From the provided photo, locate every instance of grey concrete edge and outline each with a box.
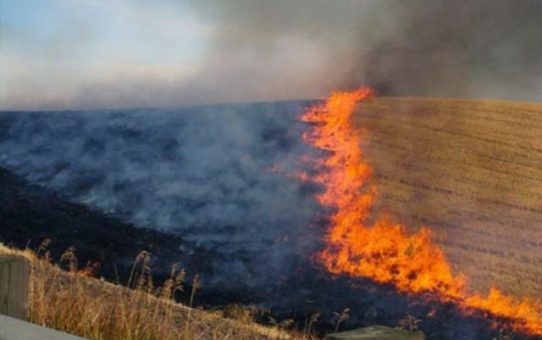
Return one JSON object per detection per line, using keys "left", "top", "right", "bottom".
{"left": 0, "top": 314, "right": 87, "bottom": 340}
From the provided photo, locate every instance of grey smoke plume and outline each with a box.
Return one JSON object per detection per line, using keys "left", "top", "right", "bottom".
{"left": 193, "top": 0, "right": 542, "bottom": 102}
{"left": 2, "top": 0, "right": 540, "bottom": 110}
{"left": 0, "top": 102, "right": 322, "bottom": 284}
{"left": 356, "top": 0, "right": 542, "bottom": 99}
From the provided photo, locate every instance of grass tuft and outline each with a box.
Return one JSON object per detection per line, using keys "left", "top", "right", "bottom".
{"left": 0, "top": 242, "right": 306, "bottom": 340}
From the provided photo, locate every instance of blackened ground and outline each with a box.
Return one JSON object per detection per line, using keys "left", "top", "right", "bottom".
{"left": 200, "top": 265, "right": 538, "bottom": 340}
{"left": 0, "top": 104, "right": 321, "bottom": 289}
{"left": 0, "top": 167, "right": 190, "bottom": 280}
{"left": 0, "top": 167, "right": 536, "bottom": 340}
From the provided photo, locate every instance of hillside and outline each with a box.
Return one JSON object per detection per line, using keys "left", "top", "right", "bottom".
{"left": 0, "top": 167, "right": 189, "bottom": 282}
{"left": 0, "top": 244, "right": 294, "bottom": 340}
{"left": 1, "top": 97, "right": 540, "bottom": 339}
{"left": 356, "top": 97, "right": 542, "bottom": 299}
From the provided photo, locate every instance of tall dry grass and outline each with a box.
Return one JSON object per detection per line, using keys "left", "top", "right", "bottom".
{"left": 0, "top": 242, "right": 303, "bottom": 340}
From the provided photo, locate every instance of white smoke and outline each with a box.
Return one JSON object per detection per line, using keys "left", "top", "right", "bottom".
{"left": 0, "top": 102, "right": 322, "bottom": 284}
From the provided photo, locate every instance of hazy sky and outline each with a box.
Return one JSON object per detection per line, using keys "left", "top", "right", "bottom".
{"left": 1, "top": 0, "right": 541, "bottom": 109}
{"left": 0, "top": 0, "right": 211, "bottom": 109}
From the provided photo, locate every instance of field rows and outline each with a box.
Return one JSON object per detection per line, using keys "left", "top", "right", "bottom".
{"left": 355, "top": 97, "right": 542, "bottom": 299}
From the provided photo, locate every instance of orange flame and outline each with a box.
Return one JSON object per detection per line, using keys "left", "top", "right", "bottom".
{"left": 301, "top": 88, "right": 542, "bottom": 335}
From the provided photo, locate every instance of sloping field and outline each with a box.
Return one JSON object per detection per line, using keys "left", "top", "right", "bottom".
{"left": 355, "top": 97, "right": 542, "bottom": 299}
{"left": 0, "top": 244, "right": 292, "bottom": 340}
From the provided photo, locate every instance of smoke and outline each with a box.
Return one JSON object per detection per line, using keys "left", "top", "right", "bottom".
{"left": 357, "top": 0, "right": 542, "bottom": 99}
{"left": 192, "top": 0, "right": 542, "bottom": 102}
{"left": 2, "top": 0, "right": 540, "bottom": 110}
{"left": 0, "top": 102, "right": 322, "bottom": 285}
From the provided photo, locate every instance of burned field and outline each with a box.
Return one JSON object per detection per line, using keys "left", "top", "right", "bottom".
{"left": 0, "top": 96, "right": 541, "bottom": 339}
{"left": 1, "top": 170, "right": 537, "bottom": 339}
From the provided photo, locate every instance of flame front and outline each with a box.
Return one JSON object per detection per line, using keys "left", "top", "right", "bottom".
{"left": 300, "top": 88, "right": 542, "bottom": 335}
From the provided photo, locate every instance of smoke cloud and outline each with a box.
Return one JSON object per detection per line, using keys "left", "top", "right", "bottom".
{"left": 1, "top": 0, "right": 540, "bottom": 110}
{"left": 0, "top": 102, "right": 322, "bottom": 285}
{"left": 192, "top": 0, "right": 542, "bottom": 102}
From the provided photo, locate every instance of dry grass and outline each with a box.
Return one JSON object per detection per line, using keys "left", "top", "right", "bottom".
{"left": 0, "top": 243, "right": 306, "bottom": 340}
{"left": 356, "top": 97, "right": 542, "bottom": 299}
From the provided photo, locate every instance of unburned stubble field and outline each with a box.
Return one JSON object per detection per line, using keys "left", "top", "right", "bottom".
{"left": 355, "top": 97, "right": 542, "bottom": 299}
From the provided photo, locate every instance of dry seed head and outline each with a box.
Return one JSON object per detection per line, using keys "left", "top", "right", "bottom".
{"left": 60, "top": 246, "right": 78, "bottom": 273}
{"left": 37, "top": 238, "right": 52, "bottom": 257}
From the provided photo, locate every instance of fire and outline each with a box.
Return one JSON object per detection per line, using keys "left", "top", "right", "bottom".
{"left": 300, "top": 88, "right": 542, "bottom": 335}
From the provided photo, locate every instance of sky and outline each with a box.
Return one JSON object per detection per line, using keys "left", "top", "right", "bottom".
{"left": 1, "top": 0, "right": 541, "bottom": 110}
{"left": 0, "top": 0, "right": 210, "bottom": 109}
